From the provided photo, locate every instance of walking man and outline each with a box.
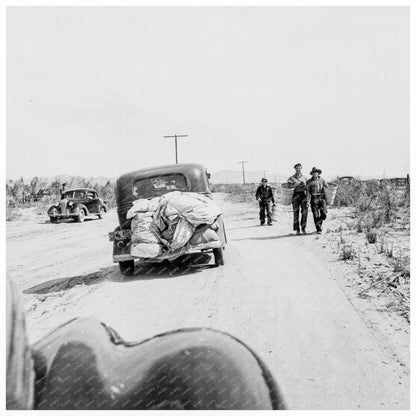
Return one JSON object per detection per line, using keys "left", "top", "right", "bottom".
{"left": 287, "top": 163, "right": 308, "bottom": 235}
{"left": 306, "top": 167, "right": 328, "bottom": 234}
{"left": 255, "top": 178, "right": 275, "bottom": 226}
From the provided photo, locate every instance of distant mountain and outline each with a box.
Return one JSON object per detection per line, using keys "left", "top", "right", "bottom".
{"left": 211, "top": 170, "right": 287, "bottom": 184}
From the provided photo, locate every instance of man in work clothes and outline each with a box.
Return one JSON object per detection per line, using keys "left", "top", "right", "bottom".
{"left": 255, "top": 178, "right": 275, "bottom": 226}
{"left": 306, "top": 167, "right": 328, "bottom": 234}
{"left": 287, "top": 163, "right": 308, "bottom": 235}
{"left": 60, "top": 183, "right": 67, "bottom": 200}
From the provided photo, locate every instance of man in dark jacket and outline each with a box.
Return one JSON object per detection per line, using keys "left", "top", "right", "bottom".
{"left": 255, "top": 178, "right": 275, "bottom": 226}
{"left": 287, "top": 163, "right": 308, "bottom": 235}
{"left": 306, "top": 167, "right": 328, "bottom": 234}
{"left": 60, "top": 183, "right": 67, "bottom": 200}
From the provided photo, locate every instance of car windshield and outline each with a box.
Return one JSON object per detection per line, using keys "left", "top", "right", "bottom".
{"left": 133, "top": 174, "right": 187, "bottom": 199}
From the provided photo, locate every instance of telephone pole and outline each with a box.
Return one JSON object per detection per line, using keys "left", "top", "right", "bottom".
{"left": 163, "top": 134, "right": 189, "bottom": 164}
{"left": 237, "top": 161, "right": 248, "bottom": 184}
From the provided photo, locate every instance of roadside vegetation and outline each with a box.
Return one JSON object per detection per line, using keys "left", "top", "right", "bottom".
{"left": 6, "top": 176, "right": 115, "bottom": 221}
{"left": 329, "top": 178, "right": 410, "bottom": 322}
{"left": 212, "top": 177, "right": 410, "bottom": 322}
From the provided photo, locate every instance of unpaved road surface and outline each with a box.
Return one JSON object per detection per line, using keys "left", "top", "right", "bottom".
{"left": 6, "top": 194, "right": 410, "bottom": 410}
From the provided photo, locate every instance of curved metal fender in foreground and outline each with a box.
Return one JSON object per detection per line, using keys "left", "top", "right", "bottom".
{"left": 32, "top": 317, "right": 286, "bottom": 410}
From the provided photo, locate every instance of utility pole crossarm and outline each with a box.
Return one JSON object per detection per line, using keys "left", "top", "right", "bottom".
{"left": 163, "top": 134, "right": 189, "bottom": 164}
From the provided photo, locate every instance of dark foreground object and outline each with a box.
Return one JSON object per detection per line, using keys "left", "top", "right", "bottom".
{"left": 31, "top": 318, "right": 285, "bottom": 410}
{"left": 7, "top": 275, "right": 286, "bottom": 411}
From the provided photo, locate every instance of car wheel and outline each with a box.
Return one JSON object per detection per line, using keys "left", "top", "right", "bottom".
{"left": 119, "top": 260, "right": 134, "bottom": 276}
{"left": 98, "top": 207, "right": 106, "bottom": 219}
{"left": 213, "top": 248, "right": 224, "bottom": 267}
{"left": 76, "top": 209, "right": 85, "bottom": 223}
{"left": 50, "top": 217, "right": 58, "bottom": 224}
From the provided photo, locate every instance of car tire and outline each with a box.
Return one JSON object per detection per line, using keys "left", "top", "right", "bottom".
{"left": 213, "top": 248, "right": 224, "bottom": 267}
{"left": 50, "top": 217, "right": 58, "bottom": 224}
{"left": 119, "top": 260, "right": 134, "bottom": 276}
{"left": 76, "top": 209, "right": 85, "bottom": 223}
{"left": 98, "top": 207, "right": 106, "bottom": 219}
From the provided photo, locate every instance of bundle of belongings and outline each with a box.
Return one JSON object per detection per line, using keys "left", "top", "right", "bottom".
{"left": 126, "top": 191, "right": 222, "bottom": 259}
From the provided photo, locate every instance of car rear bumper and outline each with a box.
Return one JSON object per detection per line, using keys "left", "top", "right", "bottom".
{"left": 113, "top": 240, "right": 224, "bottom": 263}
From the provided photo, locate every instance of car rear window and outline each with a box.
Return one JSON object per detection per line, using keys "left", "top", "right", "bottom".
{"left": 133, "top": 174, "right": 188, "bottom": 199}
{"left": 74, "top": 190, "right": 86, "bottom": 199}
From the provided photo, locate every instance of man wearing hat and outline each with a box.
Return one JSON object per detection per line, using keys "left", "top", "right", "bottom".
{"left": 287, "top": 163, "right": 308, "bottom": 235}
{"left": 306, "top": 167, "right": 328, "bottom": 234}
{"left": 255, "top": 178, "right": 275, "bottom": 226}
{"left": 60, "top": 183, "right": 67, "bottom": 200}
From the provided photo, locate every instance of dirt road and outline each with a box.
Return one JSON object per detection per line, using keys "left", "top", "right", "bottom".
{"left": 6, "top": 194, "right": 410, "bottom": 410}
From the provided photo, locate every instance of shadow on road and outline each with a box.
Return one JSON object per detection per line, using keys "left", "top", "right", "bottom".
{"left": 23, "top": 269, "right": 111, "bottom": 294}
{"left": 231, "top": 233, "right": 315, "bottom": 241}
{"left": 226, "top": 224, "right": 263, "bottom": 230}
{"left": 23, "top": 253, "right": 214, "bottom": 295}
{"left": 41, "top": 218, "right": 97, "bottom": 225}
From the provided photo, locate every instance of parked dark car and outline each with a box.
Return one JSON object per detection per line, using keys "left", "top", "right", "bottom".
{"left": 109, "top": 163, "right": 227, "bottom": 275}
{"left": 47, "top": 188, "right": 108, "bottom": 223}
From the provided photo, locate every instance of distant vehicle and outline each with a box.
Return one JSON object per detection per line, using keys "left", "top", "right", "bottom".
{"left": 47, "top": 188, "right": 108, "bottom": 223}
{"left": 338, "top": 176, "right": 355, "bottom": 184}
{"left": 109, "top": 163, "right": 227, "bottom": 276}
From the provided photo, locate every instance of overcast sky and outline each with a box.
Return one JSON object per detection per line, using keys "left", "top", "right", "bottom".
{"left": 6, "top": 6, "right": 410, "bottom": 180}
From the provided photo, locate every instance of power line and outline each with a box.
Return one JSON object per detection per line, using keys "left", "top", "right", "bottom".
{"left": 163, "top": 134, "right": 189, "bottom": 164}
{"left": 237, "top": 161, "right": 248, "bottom": 184}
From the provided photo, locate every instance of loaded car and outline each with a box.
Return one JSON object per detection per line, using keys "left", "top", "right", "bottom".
{"left": 109, "top": 163, "right": 227, "bottom": 276}
{"left": 47, "top": 188, "right": 108, "bottom": 223}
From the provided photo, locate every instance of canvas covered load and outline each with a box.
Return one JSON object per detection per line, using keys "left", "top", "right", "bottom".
{"left": 128, "top": 191, "right": 221, "bottom": 259}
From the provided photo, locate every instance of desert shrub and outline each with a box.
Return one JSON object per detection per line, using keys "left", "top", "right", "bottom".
{"left": 333, "top": 180, "right": 363, "bottom": 207}
{"left": 366, "top": 229, "right": 378, "bottom": 244}
{"left": 378, "top": 236, "right": 386, "bottom": 254}
{"left": 386, "top": 244, "right": 394, "bottom": 258}
{"left": 393, "top": 256, "right": 410, "bottom": 280}
{"left": 340, "top": 244, "right": 356, "bottom": 260}
{"left": 334, "top": 178, "right": 402, "bottom": 229}
{"left": 6, "top": 206, "right": 22, "bottom": 221}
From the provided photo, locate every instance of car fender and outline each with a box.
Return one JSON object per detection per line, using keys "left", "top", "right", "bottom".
{"left": 47, "top": 205, "right": 59, "bottom": 215}
{"left": 215, "top": 215, "right": 227, "bottom": 246}
{"left": 100, "top": 202, "right": 108, "bottom": 212}
{"left": 73, "top": 203, "right": 89, "bottom": 216}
